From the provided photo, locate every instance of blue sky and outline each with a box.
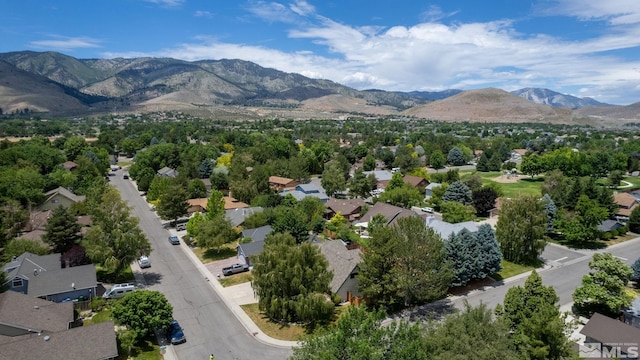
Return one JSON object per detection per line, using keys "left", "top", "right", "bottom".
{"left": 2, "top": 0, "right": 640, "bottom": 105}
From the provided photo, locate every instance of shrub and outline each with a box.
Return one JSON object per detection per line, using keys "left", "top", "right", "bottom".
{"left": 90, "top": 297, "right": 107, "bottom": 312}
{"left": 600, "top": 232, "right": 612, "bottom": 241}
{"left": 331, "top": 294, "right": 341, "bottom": 305}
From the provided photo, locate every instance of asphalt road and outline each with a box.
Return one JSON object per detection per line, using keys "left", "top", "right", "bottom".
{"left": 110, "top": 173, "right": 292, "bottom": 360}
{"left": 452, "top": 237, "right": 640, "bottom": 311}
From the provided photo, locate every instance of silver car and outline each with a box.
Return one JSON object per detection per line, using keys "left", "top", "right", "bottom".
{"left": 138, "top": 256, "right": 151, "bottom": 268}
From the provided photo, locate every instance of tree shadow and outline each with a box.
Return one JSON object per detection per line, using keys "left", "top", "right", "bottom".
{"left": 141, "top": 271, "right": 163, "bottom": 286}
{"left": 387, "top": 298, "right": 457, "bottom": 323}
{"left": 201, "top": 247, "right": 237, "bottom": 261}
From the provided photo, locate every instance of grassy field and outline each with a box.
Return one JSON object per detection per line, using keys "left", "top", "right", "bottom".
{"left": 472, "top": 171, "right": 544, "bottom": 198}
{"left": 240, "top": 303, "right": 351, "bottom": 341}
{"left": 622, "top": 176, "right": 640, "bottom": 189}
{"left": 219, "top": 272, "right": 253, "bottom": 287}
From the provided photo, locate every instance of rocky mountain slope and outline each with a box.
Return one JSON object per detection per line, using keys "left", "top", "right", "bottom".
{"left": 511, "top": 88, "right": 609, "bottom": 108}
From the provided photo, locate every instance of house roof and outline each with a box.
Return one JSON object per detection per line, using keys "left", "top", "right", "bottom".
{"left": 617, "top": 203, "right": 638, "bottom": 217}
{"left": 597, "top": 220, "right": 624, "bottom": 232}
{"left": 42, "top": 187, "right": 85, "bottom": 204}
{"left": 0, "top": 321, "right": 119, "bottom": 360}
{"left": 363, "top": 170, "right": 393, "bottom": 182}
{"left": 27, "top": 264, "right": 97, "bottom": 298}
{"left": 358, "top": 202, "right": 416, "bottom": 226}
{"left": 280, "top": 189, "right": 329, "bottom": 202}
{"left": 157, "top": 166, "right": 178, "bottom": 177}
{"left": 23, "top": 210, "right": 52, "bottom": 232}
{"left": 241, "top": 225, "right": 272, "bottom": 243}
{"left": 580, "top": 312, "right": 640, "bottom": 354}
{"left": 512, "top": 148, "right": 528, "bottom": 156}
{"left": 187, "top": 198, "right": 208, "bottom": 210}
{"left": 238, "top": 240, "right": 266, "bottom": 258}
{"left": 225, "top": 207, "right": 263, "bottom": 227}
{"left": 614, "top": 192, "right": 638, "bottom": 208}
{"left": 317, "top": 240, "right": 362, "bottom": 294}
{"left": 403, "top": 175, "right": 428, "bottom": 188}
{"left": 61, "top": 161, "right": 77, "bottom": 170}
{"left": 425, "top": 182, "right": 441, "bottom": 190}
{"left": 224, "top": 196, "right": 248, "bottom": 210}
{"left": 426, "top": 217, "right": 478, "bottom": 238}
{"left": 268, "top": 176, "right": 296, "bottom": 185}
{"left": 3, "top": 253, "right": 61, "bottom": 281}
{"left": 0, "top": 291, "right": 73, "bottom": 338}
{"left": 326, "top": 198, "right": 365, "bottom": 216}
{"left": 296, "top": 183, "right": 323, "bottom": 193}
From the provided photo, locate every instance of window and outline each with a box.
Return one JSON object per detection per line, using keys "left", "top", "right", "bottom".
{"left": 12, "top": 278, "right": 23, "bottom": 287}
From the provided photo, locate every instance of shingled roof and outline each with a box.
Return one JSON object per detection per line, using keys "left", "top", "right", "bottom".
{"left": 317, "top": 240, "right": 362, "bottom": 294}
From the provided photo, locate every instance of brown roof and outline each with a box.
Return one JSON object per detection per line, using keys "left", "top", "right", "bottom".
{"left": 580, "top": 312, "right": 640, "bottom": 355}
{"left": 326, "top": 198, "right": 366, "bottom": 216}
{"left": 23, "top": 210, "right": 52, "bottom": 232}
{"left": 403, "top": 175, "right": 428, "bottom": 188}
{"left": 76, "top": 215, "right": 92, "bottom": 227}
{"left": 224, "top": 196, "right": 248, "bottom": 210}
{"left": 188, "top": 198, "right": 208, "bottom": 210}
{"left": 268, "top": 176, "right": 296, "bottom": 185}
{"left": 614, "top": 192, "right": 638, "bottom": 208}
{"left": 61, "top": 161, "right": 77, "bottom": 170}
{"left": 617, "top": 204, "right": 638, "bottom": 217}
{"left": 359, "top": 202, "right": 417, "bottom": 226}
{"left": 512, "top": 148, "right": 528, "bottom": 156}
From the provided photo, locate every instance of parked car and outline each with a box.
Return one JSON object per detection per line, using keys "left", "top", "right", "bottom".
{"left": 123, "top": 173, "right": 129, "bottom": 179}
{"left": 222, "top": 263, "right": 250, "bottom": 276}
{"left": 421, "top": 207, "right": 434, "bottom": 213}
{"left": 138, "top": 256, "right": 151, "bottom": 268}
{"left": 102, "top": 283, "right": 136, "bottom": 299}
{"left": 168, "top": 235, "right": 180, "bottom": 245}
{"left": 167, "top": 320, "right": 186, "bottom": 345}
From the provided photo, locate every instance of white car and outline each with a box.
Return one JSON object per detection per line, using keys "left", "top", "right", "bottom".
{"left": 421, "top": 207, "right": 434, "bottom": 213}
{"left": 138, "top": 256, "right": 151, "bottom": 268}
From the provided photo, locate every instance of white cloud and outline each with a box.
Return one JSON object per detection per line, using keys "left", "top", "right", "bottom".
{"left": 543, "top": 0, "right": 640, "bottom": 25}
{"left": 194, "top": 11, "right": 213, "bottom": 18}
{"left": 143, "top": 0, "right": 184, "bottom": 7}
{"left": 30, "top": 36, "right": 101, "bottom": 50}
{"left": 289, "top": 0, "right": 315, "bottom": 16}
{"left": 246, "top": 1, "right": 302, "bottom": 24}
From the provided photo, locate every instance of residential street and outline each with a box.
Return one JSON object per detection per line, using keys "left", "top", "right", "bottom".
{"left": 110, "top": 173, "right": 292, "bottom": 360}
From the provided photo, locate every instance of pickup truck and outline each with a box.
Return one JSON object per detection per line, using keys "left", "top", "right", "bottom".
{"left": 222, "top": 263, "right": 249, "bottom": 276}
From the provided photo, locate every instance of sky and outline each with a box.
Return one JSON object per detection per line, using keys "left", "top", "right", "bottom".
{"left": 2, "top": 1, "right": 640, "bottom": 105}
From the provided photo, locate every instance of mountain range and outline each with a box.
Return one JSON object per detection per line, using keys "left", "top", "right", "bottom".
{"left": 0, "top": 51, "right": 638, "bottom": 126}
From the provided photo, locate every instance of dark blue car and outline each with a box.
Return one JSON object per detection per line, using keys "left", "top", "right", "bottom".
{"left": 168, "top": 235, "right": 180, "bottom": 245}
{"left": 168, "top": 320, "right": 186, "bottom": 345}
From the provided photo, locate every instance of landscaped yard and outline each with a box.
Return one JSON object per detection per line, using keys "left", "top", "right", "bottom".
{"left": 240, "top": 303, "right": 351, "bottom": 341}
{"left": 219, "top": 271, "right": 253, "bottom": 287}
{"left": 474, "top": 171, "right": 545, "bottom": 198}
{"left": 191, "top": 243, "right": 238, "bottom": 263}
{"left": 491, "top": 260, "right": 536, "bottom": 281}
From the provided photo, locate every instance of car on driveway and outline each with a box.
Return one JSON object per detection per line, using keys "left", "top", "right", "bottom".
{"left": 167, "top": 320, "right": 186, "bottom": 345}
{"left": 138, "top": 256, "right": 151, "bottom": 268}
{"left": 168, "top": 235, "right": 180, "bottom": 245}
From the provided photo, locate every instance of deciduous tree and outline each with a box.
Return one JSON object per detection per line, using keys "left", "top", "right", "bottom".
{"left": 495, "top": 195, "right": 547, "bottom": 265}
{"left": 321, "top": 160, "right": 346, "bottom": 197}
{"left": 429, "top": 150, "right": 445, "bottom": 170}
{"left": 156, "top": 185, "right": 189, "bottom": 225}
{"left": 111, "top": 290, "right": 173, "bottom": 341}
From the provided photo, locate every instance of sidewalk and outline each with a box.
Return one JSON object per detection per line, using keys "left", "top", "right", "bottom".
{"left": 176, "top": 236, "right": 298, "bottom": 349}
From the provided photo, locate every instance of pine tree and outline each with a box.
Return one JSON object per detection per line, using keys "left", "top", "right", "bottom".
{"left": 43, "top": 206, "right": 81, "bottom": 253}
{"left": 475, "top": 224, "right": 502, "bottom": 278}
{"left": 476, "top": 153, "right": 490, "bottom": 172}
{"left": 632, "top": 257, "right": 640, "bottom": 282}
{"left": 445, "top": 229, "right": 476, "bottom": 287}
{"left": 442, "top": 180, "right": 472, "bottom": 204}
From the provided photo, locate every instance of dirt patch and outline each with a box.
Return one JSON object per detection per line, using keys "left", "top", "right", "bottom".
{"left": 492, "top": 174, "right": 520, "bottom": 183}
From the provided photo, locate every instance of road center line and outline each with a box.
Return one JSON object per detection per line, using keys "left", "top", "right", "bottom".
{"left": 554, "top": 257, "right": 568, "bottom": 262}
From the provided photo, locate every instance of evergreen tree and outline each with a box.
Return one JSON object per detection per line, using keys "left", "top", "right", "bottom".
{"left": 447, "top": 147, "right": 466, "bottom": 166}
{"left": 472, "top": 186, "right": 498, "bottom": 217}
{"left": 442, "top": 180, "right": 472, "bottom": 204}
{"left": 348, "top": 168, "right": 373, "bottom": 198}
{"left": 542, "top": 194, "right": 557, "bottom": 233}
{"left": 488, "top": 153, "right": 503, "bottom": 171}
{"left": 632, "top": 257, "right": 640, "bottom": 282}
{"left": 445, "top": 229, "right": 476, "bottom": 287}
{"left": 476, "top": 153, "right": 490, "bottom": 172}
{"left": 43, "top": 206, "right": 81, "bottom": 253}
{"left": 629, "top": 206, "right": 640, "bottom": 234}
{"left": 476, "top": 224, "right": 503, "bottom": 278}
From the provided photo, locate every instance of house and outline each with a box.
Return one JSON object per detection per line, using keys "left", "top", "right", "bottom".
{"left": 403, "top": 175, "right": 429, "bottom": 189}
{"left": 187, "top": 198, "right": 208, "bottom": 213}
{"left": 510, "top": 149, "right": 528, "bottom": 161}
{"left": 224, "top": 196, "right": 249, "bottom": 210}
{"left": 597, "top": 220, "right": 624, "bottom": 233}
{"left": 325, "top": 198, "right": 366, "bottom": 221}
{"left": 157, "top": 166, "right": 178, "bottom": 178}
{"left": 580, "top": 312, "right": 640, "bottom": 359}
{"left": 61, "top": 161, "right": 77, "bottom": 171}
{"left": 225, "top": 207, "right": 263, "bottom": 227}
{"left": 237, "top": 225, "right": 272, "bottom": 266}
{"left": 357, "top": 202, "right": 417, "bottom": 227}
{"left": 37, "top": 187, "right": 86, "bottom": 211}
{"left": 2, "top": 252, "right": 98, "bottom": 303}
{"left": 317, "top": 240, "right": 362, "bottom": 303}
{"left": 425, "top": 182, "right": 441, "bottom": 200}
{"left": 0, "top": 292, "right": 119, "bottom": 360}
{"left": 363, "top": 170, "right": 393, "bottom": 189}
{"left": 280, "top": 184, "right": 329, "bottom": 203}
{"left": 268, "top": 176, "right": 298, "bottom": 191}
{"left": 426, "top": 216, "right": 478, "bottom": 239}
{"left": 614, "top": 192, "right": 639, "bottom": 219}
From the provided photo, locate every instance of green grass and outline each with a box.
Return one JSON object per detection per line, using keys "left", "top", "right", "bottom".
{"left": 492, "top": 260, "right": 536, "bottom": 281}
{"left": 621, "top": 176, "right": 640, "bottom": 189}
{"left": 240, "top": 303, "right": 351, "bottom": 341}
{"left": 96, "top": 266, "right": 135, "bottom": 284}
{"left": 219, "top": 272, "right": 253, "bottom": 287}
{"left": 118, "top": 336, "right": 162, "bottom": 360}
{"left": 192, "top": 243, "right": 238, "bottom": 263}
{"left": 472, "top": 171, "right": 544, "bottom": 198}
{"left": 83, "top": 308, "right": 113, "bottom": 325}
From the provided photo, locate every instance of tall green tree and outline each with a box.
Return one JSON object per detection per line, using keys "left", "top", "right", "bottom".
{"left": 321, "top": 160, "right": 346, "bottom": 197}
{"left": 196, "top": 215, "right": 237, "bottom": 250}
{"left": 442, "top": 180, "right": 472, "bottom": 204}
{"left": 628, "top": 205, "right": 640, "bottom": 233}
{"left": 252, "top": 233, "right": 334, "bottom": 325}
{"left": 272, "top": 207, "right": 309, "bottom": 243}
{"left": 447, "top": 146, "right": 466, "bottom": 166}
{"left": 429, "top": 150, "right": 445, "bottom": 170}
{"left": 445, "top": 229, "right": 477, "bottom": 287}
{"left": 206, "top": 189, "right": 225, "bottom": 220}
{"left": 475, "top": 224, "right": 503, "bottom": 278}
{"left": 573, "top": 252, "right": 633, "bottom": 317}
{"left": 111, "top": 290, "right": 173, "bottom": 341}
{"left": 1, "top": 238, "right": 50, "bottom": 263}
{"left": 0, "top": 199, "right": 29, "bottom": 247}
{"left": 496, "top": 195, "right": 547, "bottom": 265}
{"left": 496, "top": 270, "right": 576, "bottom": 360}
{"left": 187, "top": 178, "right": 207, "bottom": 199}
{"left": 348, "top": 168, "right": 373, "bottom": 198}
{"left": 441, "top": 201, "right": 476, "bottom": 223}
{"left": 156, "top": 185, "right": 189, "bottom": 224}
{"left": 43, "top": 206, "right": 82, "bottom": 254}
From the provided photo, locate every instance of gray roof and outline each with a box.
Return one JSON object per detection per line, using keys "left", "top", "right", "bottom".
{"left": 43, "top": 187, "right": 86, "bottom": 203}
{"left": 426, "top": 218, "right": 478, "bottom": 238}
{"left": 27, "top": 264, "right": 97, "bottom": 298}
{"left": 280, "top": 189, "right": 329, "bottom": 202}
{"left": 426, "top": 182, "right": 441, "bottom": 190}
{"left": 157, "top": 166, "right": 178, "bottom": 177}
{"left": 296, "top": 183, "right": 323, "bottom": 194}
{"left": 580, "top": 312, "right": 640, "bottom": 355}
{"left": 238, "top": 240, "right": 266, "bottom": 258}
{"left": 363, "top": 170, "right": 393, "bottom": 181}
{"left": 241, "top": 225, "right": 272, "bottom": 243}
{"left": 3, "top": 253, "right": 61, "bottom": 281}
{"left": 0, "top": 321, "right": 119, "bottom": 360}
{"left": 225, "top": 207, "right": 263, "bottom": 227}
{"left": 0, "top": 291, "right": 73, "bottom": 337}
{"left": 317, "top": 240, "right": 362, "bottom": 294}
{"left": 597, "top": 220, "right": 624, "bottom": 232}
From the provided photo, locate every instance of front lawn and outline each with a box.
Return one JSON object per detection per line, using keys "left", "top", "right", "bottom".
{"left": 96, "top": 266, "right": 135, "bottom": 284}
{"left": 492, "top": 260, "right": 536, "bottom": 281}
{"left": 219, "top": 272, "right": 253, "bottom": 287}
{"left": 191, "top": 243, "right": 238, "bottom": 263}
